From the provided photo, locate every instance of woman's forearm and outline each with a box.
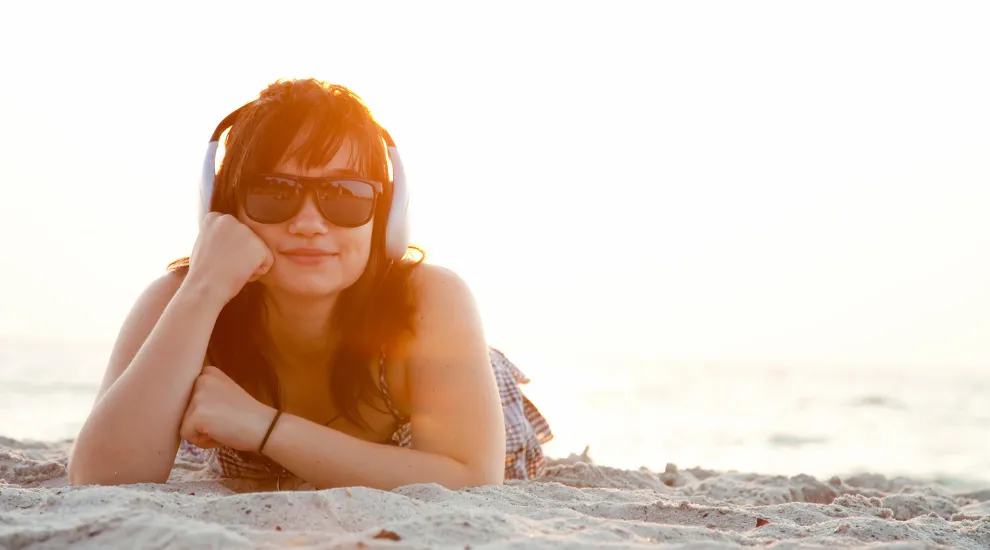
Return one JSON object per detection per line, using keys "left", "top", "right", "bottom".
{"left": 261, "top": 412, "right": 494, "bottom": 491}
{"left": 68, "top": 282, "right": 225, "bottom": 486}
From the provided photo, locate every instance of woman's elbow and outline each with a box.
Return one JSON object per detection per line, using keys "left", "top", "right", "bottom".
{"left": 475, "top": 471, "right": 505, "bottom": 488}
{"left": 66, "top": 452, "right": 167, "bottom": 487}
{"left": 67, "top": 467, "right": 101, "bottom": 487}
{"left": 66, "top": 442, "right": 95, "bottom": 486}
{"left": 456, "top": 462, "right": 504, "bottom": 489}
{"left": 67, "top": 468, "right": 168, "bottom": 487}
{"left": 66, "top": 457, "right": 104, "bottom": 487}
{"left": 66, "top": 453, "right": 111, "bottom": 487}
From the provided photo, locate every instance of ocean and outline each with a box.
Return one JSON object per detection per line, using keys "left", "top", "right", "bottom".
{"left": 2, "top": 337, "right": 987, "bottom": 490}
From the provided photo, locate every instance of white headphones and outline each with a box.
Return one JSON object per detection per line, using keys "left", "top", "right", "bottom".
{"left": 198, "top": 103, "right": 411, "bottom": 261}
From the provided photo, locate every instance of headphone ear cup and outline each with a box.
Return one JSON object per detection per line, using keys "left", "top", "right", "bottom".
{"left": 199, "top": 142, "right": 220, "bottom": 223}
{"left": 385, "top": 145, "right": 410, "bottom": 261}
{"left": 199, "top": 103, "right": 251, "bottom": 226}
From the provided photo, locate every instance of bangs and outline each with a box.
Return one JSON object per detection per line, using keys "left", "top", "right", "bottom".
{"left": 245, "top": 103, "right": 388, "bottom": 182}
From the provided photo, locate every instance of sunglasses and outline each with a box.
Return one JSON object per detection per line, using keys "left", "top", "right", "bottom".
{"left": 238, "top": 173, "right": 383, "bottom": 226}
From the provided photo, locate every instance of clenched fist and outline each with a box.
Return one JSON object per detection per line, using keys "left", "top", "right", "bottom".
{"left": 180, "top": 366, "right": 276, "bottom": 452}
{"left": 185, "top": 213, "right": 274, "bottom": 306}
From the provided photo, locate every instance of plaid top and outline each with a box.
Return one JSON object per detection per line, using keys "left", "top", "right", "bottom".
{"left": 194, "top": 347, "right": 553, "bottom": 483}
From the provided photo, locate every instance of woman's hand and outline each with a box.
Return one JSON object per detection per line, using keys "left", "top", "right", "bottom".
{"left": 185, "top": 213, "right": 274, "bottom": 306}
{"left": 179, "top": 366, "right": 275, "bottom": 452}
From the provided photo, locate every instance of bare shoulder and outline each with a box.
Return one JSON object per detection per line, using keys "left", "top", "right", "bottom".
{"left": 403, "top": 262, "right": 487, "bottom": 361}
{"left": 407, "top": 263, "right": 480, "bottom": 326}
{"left": 408, "top": 262, "right": 472, "bottom": 293}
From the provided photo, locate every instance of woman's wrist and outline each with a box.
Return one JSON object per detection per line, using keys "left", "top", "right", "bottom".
{"left": 174, "top": 276, "right": 230, "bottom": 313}
{"left": 258, "top": 408, "right": 283, "bottom": 455}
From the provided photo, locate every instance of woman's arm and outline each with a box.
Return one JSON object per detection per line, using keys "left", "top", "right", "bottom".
{"left": 260, "top": 265, "right": 506, "bottom": 490}
{"left": 68, "top": 273, "right": 227, "bottom": 486}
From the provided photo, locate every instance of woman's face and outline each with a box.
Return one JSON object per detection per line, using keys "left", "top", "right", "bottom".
{"left": 238, "top": 137, "right": 375, "bottom": 298}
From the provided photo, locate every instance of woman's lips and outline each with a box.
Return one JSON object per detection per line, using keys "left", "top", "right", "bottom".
{"left": 280, "top": 249, "right": 338, "bottom": 266}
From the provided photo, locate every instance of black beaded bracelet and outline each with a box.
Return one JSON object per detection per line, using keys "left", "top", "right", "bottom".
{"left": 258, "top": 409, "right": 283, "bottom": 455}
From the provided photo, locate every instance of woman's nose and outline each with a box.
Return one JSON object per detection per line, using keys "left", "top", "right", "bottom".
{"left": 287, "top": 193, "right": 329, "bottom": 236}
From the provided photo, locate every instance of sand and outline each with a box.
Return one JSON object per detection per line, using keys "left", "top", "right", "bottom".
{"left": 1, "top": 437, "right": 988, "bottom": 549}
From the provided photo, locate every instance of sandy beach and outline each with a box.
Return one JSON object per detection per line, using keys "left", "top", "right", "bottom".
{"left": 2, "top": 436, "right": 988, "bottom": 549}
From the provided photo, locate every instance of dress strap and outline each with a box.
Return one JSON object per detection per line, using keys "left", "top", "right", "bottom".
{"left": 378, "top": 349, "right": 406, "bottom": 422}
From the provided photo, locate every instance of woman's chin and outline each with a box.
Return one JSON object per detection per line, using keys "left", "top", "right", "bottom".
{"left": 264, "top": 274, "right": 350, "bottom": 299}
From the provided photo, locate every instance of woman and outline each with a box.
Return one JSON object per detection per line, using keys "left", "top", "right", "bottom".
{"left": 67, "top": 78, "right": 552, "bottom": 491}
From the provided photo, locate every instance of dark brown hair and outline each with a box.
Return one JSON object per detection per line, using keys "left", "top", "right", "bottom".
{"left": 169, "top": 78, "right": 419, "bottom": 429}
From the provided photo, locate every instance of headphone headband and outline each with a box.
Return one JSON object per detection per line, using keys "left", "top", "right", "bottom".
{"left": 198, "top": 102, "right": 410, "bottom": 261}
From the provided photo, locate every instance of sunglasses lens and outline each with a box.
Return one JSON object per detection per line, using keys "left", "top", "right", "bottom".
{"left": 242, "top": 175, "right": 377, "bottom": 226}
{"left": 316, "top": 180, "right": 376, "bottom": 227}
{"left": 243, "top": 175, "right": 303, "bottom": 224}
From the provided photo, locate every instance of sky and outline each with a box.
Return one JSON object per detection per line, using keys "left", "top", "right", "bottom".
{"left": 1, "top": 1, "right": 989, "bottom": 375}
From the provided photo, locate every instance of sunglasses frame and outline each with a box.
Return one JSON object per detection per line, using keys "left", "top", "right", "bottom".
{"left": 238, "top": 172, "right": 384, "bottom": 227}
